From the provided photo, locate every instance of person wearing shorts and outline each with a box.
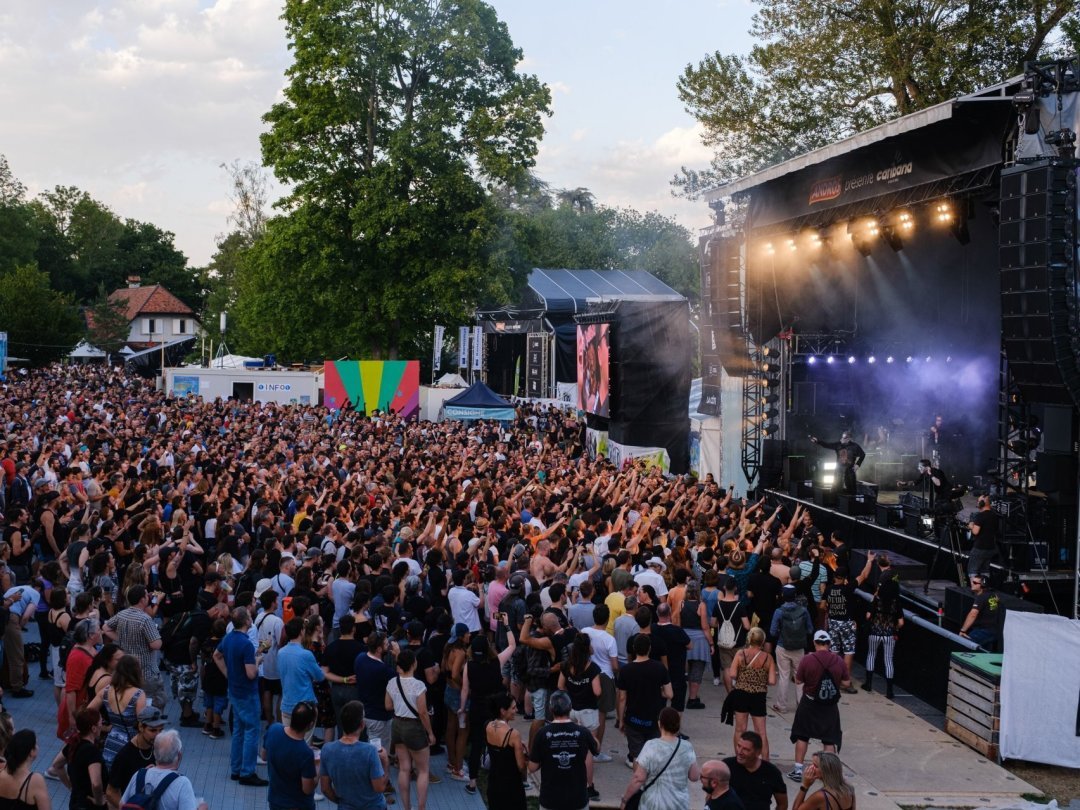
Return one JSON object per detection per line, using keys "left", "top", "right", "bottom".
{"left": 727, "top": 627, "right": 776, "bottom": 762}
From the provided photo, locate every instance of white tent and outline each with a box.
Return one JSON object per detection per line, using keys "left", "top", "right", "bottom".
{"left": 68, "top": 340, "right": 107, "bottom": 360}
{"left": 434, "top": 372, "right": 468, "bottom": 387}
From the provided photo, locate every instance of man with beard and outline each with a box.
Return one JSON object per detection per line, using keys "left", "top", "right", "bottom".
{"left": 724, "top": 731, "right": 787, "bottom": 810}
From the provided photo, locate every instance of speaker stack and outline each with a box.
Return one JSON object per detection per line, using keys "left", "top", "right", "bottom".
{"left": 525, "top": 332, "right": 549, "bottom": 399}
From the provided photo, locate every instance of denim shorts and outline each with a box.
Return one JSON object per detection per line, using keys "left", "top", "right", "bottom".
{"left": 530, "top": 688, "right": 549, "bottom": 719}
{"left": 204, "top": 694, "right": 228, "bottom": 715}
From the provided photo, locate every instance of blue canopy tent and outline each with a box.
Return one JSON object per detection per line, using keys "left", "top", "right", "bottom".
{"left": 441, "top": 381, "right": 516, "bottom": 422}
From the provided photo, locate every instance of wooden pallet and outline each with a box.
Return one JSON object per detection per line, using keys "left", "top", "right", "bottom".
{"left": 946, "top": 660, "right": 1000, "bottom": 760}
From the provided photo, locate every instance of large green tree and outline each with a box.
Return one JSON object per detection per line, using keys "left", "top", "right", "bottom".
{"left": 0, "top": 265, "right": 83, "bottom": 365}
{"left": 242, "top": 0, "right": 550, "bottom": 360}
{"left": 675, "top": 0, "right": 1080, "bottom": 194}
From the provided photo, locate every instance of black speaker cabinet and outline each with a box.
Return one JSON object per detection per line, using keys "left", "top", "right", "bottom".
{"left": 813, "top": 485, "right": 836, "bottom": 508}
{"left": 875, "top": 502, "right": 901, "bottom": 528}
{"left": 837, "top": 493, "right": 875, "bottom": 516}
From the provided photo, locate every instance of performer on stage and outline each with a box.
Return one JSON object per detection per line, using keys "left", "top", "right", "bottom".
{"left": 898, "top": 459, "right": 951, "bottom": 509}
{"left": 810, "top": 430, "right": 865, "bottom": 495}
{"left": 927, "top": 414, "right": 946, "bottom": 467}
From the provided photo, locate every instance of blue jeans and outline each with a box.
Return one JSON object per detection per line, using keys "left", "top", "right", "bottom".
{"left": 968, "top": 628, "right": 997, "bottom": 651}
{"left": 230, "top": 691, "right": 261, "bottom": 777}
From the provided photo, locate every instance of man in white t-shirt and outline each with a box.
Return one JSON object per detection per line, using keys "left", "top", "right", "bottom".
{"left": 254, "top": 585, "right": 285, "bottom": 723}
{"left": 448, "top": 569, "right": 481, "bottom": 632}
{"left": 581, "top": 603, "right": 618, "bottom": 763}
{"left": 633, "top": 557, "right": 669, "bottom": 600}
{"left": 270, "top": 555, "right": 296, "bottom": 617}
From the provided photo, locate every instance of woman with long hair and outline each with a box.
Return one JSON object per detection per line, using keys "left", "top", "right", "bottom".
{"left": 65, "top": 707, "right": 105, "bottom": 810}
{"left": 863, "top": 577, "right": 903, "bottom": 698}
{"left": 441, "top": 624, "right": 470, "bottom": 782}
{"left": 0, "top": 730, "right": 51, "bottom": 810}
{"left": 483, "top": 693, "right": 526, "bottom": 810}
{"left": 84, "top": 644, "right": 123, "bottom": 707}
{"left": 727, "top": 627, "right": 777, "bottom": 761}
{"left": 558, "top": 632, "right": 601, "bottom": 801}
{"left": 792, "top": 751, "right": 856, "bottom": 810}
{"left": 87, "top": 654, "right": 146, "bottom": 769}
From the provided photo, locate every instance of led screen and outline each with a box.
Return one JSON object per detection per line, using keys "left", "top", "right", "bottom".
{"left": 577, "top": 323, "right": 610, "bottom": 417}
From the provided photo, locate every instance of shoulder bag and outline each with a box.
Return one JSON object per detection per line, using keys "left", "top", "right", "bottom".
{"left": 624, "top": 737, "right": 681, "bottom": 810}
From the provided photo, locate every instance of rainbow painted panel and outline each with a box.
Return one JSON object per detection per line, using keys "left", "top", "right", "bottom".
{"left": 323, "top": 361, "right": 420, "bottom": 418}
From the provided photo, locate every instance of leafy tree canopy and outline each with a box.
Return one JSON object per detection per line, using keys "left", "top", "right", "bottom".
{"left": 675, "top": 0, "right": 1080, "bottom": 195}
{"left": 0, "top": 265, "right": 83, "bottom": 365}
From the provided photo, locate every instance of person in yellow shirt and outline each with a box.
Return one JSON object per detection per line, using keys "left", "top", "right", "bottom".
{"left": 604, "top": 581, "right": 638, "bottom": 634}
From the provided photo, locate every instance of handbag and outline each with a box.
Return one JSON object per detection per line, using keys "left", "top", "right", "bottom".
{"left": 624, "top": 737, "right": 681, "bottom": 810}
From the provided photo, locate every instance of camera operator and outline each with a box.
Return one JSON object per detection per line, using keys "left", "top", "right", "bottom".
{"left": 966, "top": 496, "right": 999, "bottom": 578}
{"left": 898, "top": 459, "right": 951, "bottom": 510}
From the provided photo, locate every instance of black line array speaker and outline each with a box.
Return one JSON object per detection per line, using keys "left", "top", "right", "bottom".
{"left": 1000, "top": 159, "right": 1080, "bottom": 406}
{"left": 761, "top": 439, "right": 787, "bottom": 488}
{"left": 703, "top": 236, "right": 752, "bottom": 378}
{"left": 525, "top": 333, "right": 548, "bottom": 398}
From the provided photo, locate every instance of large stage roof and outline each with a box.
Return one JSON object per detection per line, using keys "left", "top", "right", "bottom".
{"left": 525, "top": 269, "right": 684, "bottom": 314}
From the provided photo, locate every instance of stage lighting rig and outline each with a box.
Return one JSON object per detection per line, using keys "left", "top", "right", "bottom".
{"left": 847, "top": 217, "right": 879, "bottom": 257}
{"left": 881, "top": 209, "right": 914, "bottom": 252}
{"left": 1045, "top": 128, "right": 1077, "bottom": 158}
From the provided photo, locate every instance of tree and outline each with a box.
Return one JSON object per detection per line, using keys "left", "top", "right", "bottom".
{"left": 0, "top": 155, "right": 38, "bottom": 276}
{"left": 247, "top": 0, "right": 550, "bottom": 360}
{"left": 675, "top": 0, "right": 1079, "bottom": 194}
{"left": 221, "top": 160, "right": 270, "bottom": 243}
{"left": 117, "top": 220, "right": 205, "bottom": 311}
{"left": 0, "top": 265, "right": 83, "bottom": 365}
{"left": 85, "top": 286, "right": 131, "bottom": 352}
{"left": 0, "top": 155, "right": 26, "bottom": 206}
{"left": 611, "top": 209, "right": 699, "bottom": 301}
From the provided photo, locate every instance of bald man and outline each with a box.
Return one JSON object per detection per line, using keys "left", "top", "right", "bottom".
{"left": 701, "top": 760, "right": 746, "bottom": 810}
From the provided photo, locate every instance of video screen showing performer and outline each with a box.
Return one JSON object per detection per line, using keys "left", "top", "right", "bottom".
{"left": 810, "top": 430, "right": 866, "bottom": 494}
{"left": 576, "top": 323, "right": 610, "bottom": 417}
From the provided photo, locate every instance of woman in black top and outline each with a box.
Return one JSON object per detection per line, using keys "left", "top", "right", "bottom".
{"left": 863, "top": 577, "right": 904, "bottom": 699}
{"left": 460, "top": 627, "right": 516, "bottom": 795}
{"left": 557, "top": 633, "right": 601, "bottom": 801}
{"left": 0, "top": 729, "right": 50, "bottom": 810}
{"left": 66, "top": 708, "right": 105, "bottom": 810}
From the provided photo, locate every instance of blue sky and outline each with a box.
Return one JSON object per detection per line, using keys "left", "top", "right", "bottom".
{"left": 0, "top": 0, "right": 755, "bottom": 265}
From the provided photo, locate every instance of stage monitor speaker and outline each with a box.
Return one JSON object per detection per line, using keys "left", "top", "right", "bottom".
{"left": 1000, "top": 159, "right": 1080, "bottom": 406}
{"left": 875, "top": 502, "right": 901, "bottom": 528}
{"left": 813, "top": 485, "right": 836, "bottom": 507}
{"left": 783, "top": 455, "right": 806, "bottom": 486}
{"left": 837, "top": 493, "right": 875, "bottom": 516}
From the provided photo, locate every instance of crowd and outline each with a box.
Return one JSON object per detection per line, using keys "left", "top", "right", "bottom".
{"left": 0, "top": 363, "right": 899, "bottom": 810}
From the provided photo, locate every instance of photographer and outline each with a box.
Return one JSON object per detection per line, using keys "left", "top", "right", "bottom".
{"left": 966, "top": 496, "right": 999, "bottom": 577}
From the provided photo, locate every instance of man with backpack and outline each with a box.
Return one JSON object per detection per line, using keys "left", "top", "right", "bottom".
{"left": 768, "top": 585, "right": 813, "bottom": 713}
{"left": 788, "top": 630, "right": 851, "bottom": 782}
{"left": 119, "top": 729, "right": 207, "bottom": 810}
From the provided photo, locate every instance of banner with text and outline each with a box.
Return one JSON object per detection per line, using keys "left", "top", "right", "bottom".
{"left": 471, "top": 325, "right": 484, "bottom": 371}
{"left": 458, "top": 327, "right": 469, "bottom": 369}
{"left": 433, "top": 326, "right": 445, "bottom": 371}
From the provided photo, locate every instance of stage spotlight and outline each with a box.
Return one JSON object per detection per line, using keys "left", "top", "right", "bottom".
{"left": 763, "top": 408, "right": 780, "bottom": 420}
{"left": 762, "top": 362, "right": 776, "bottom": 373}
{"left": 760, "top": 393, "right": 780, "bottom": 406}
{"left": 826, "top": 356, "right": 835, "bottom": 365}
{"left": 905, "top": 355, "right": 913, "bottom": 363}
{"left": 886, "top": 355, "right": 894, "bottom": 364}
{"left": 881, "top": 210, "right": 911, "bottom": 251}
{"left": 934, "top": 200, "right": 954, "bottom": 223}
{"left": 946, "top": 355, "right": 952, "bottom": 363}
{"left": 763, "top": 424, "right": 779, "bottom": 437}
{"left": 847, "top": 356, "right": 856, "bottom": 364}
{"left": 786, "top": 237, "right": 797, "bottom": 252}
{"left": 762, "top": 346, "right": 776, "bottom": 358}
{"left": 807, "top": 356, "right": 817, "bottom": 365}
{"left": 925, "top": 355, "right": 932, "bottom": 363}
{"left": 868, "top": 355, "right": 876, "bottom": 364}
{"left": 764, "top": 242, "right": 775, "bottom": 255}
{"left": 847, "top": 217, "right": 879, "bottom": 257}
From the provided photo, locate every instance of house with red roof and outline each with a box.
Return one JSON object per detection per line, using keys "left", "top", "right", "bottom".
{"left": 109, "top": 276, "right": 200, "bottom": 350}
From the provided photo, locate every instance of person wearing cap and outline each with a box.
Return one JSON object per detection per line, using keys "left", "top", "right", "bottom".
{"left": 633, "top": 557, "right": 669, "bottom": 601}
{"left": 106, "top": 706, "right": 166, "bottom": 809}
{"left": 769, "top": 585, "right": 813, "bottom": 714}
{"left": 788, "top": 630, "right": 850, "bottom": 783}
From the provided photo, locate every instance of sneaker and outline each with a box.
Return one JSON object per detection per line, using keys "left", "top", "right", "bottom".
{"left": 447, "top": 768, "right": 469, "bottom": 782}
{"left": 230, "top": 773, "right": 240, "bottom": 781}
{"left": 588, "top": 785, "right": 600, "bottom": 800}
{"left": 239, "top": 774, "right": 269, "bottom": 787}
{"left": 209, "top": 727, "right": 225, "bottom": 740}
{"left": 465, "top": 784, "right": 478, "bottom": 795}
{"left": 201, "top": 724, "right": 213, "bottom": 736}
{"left": 314, "top": 792, "right": 325, "bottom": 802}
{"left": 257, "top": 755, "right": 267, "bottom": 766}
{"left": 787, "top": 766, "right": 804, "bottom": 783}
{"left": 428, "top": 772, "right": 441, "bottom": 785}
{"left": 594, "top": 752, "right": 612, "bottom": 763}
{"left": 713, "top": 677, "right": 721, "bottom": 686}
{"left": 625, "top": 755, "right": 635, "bottom": 770}
{"left": 310, "top": 736, "right": 324, "bottom": 746}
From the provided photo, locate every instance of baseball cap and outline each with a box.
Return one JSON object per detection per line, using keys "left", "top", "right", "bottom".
{"left": 254, "top": 578, "right": 274, "bottom": 598}
{"left": 138, "top": 707, "right": 166, "bottom": 728}
{"left": 304, "top": 547, "right": 321, "bottom": 560}
{"left": 813, "top": 630, "right": 832, "bottom": 644}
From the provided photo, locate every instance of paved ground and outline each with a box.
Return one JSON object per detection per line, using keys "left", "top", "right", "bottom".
{"left": 13, "top": 624, "right": 484, "bottom": 810}
{"left": 11, "top": 622, "right": 1041, "bottom": 810}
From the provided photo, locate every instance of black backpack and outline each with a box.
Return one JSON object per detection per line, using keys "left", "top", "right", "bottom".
{"left": 779, "top": 606, "right": 808, "bottom": 650}
{"left": 813, "top": 653, "right": 841, "bottom": 706}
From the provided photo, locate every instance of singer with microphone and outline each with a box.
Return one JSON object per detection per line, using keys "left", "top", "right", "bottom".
{"left": 810, "top": 430, "right": 865, "bottom": 494}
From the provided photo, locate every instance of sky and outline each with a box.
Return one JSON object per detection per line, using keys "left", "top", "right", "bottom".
{"left": 0, "top": 0, "right": 755, "bottom": 266}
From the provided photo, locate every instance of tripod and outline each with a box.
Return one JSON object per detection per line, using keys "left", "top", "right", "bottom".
{"left": 923, "top": 512, "right": 968, "bottom": 594}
